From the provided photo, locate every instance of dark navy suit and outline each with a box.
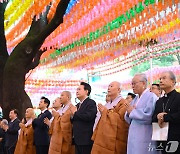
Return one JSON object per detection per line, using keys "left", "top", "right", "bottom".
{"left": 72, "top": 97, "right": 97, "bottom": 154}
{"left": 5, "top": 118, "right": 20, "bottom": 154}
{"left": 32, "top": 109, "right": 52, "bottom": 154}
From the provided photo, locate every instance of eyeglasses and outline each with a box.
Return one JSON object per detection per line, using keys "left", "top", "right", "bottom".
{"left": 131, "top": 81, "right": 143, "bottom": 86}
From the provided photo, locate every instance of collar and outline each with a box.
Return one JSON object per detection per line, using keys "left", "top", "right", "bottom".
{"left": 138, "top": 88, "right": 149, "bottom": 98}
{"left": 106, "top": 95, "right": 122, "bottom": 107}
{"left": 11, "top": 117, "right": 17, "bottom": 122}
{"left": 62, "top": 102, "right": 71, "bottom": 108}
{"left": 164, "top": 89, "right": 175, "bottom": 97}
{"left": 25, "top": 118, "right": 33, "bottom": 127}
{"left": 41, "top": 108, "right": 47, "bottom": 113}
{"left": 80, "top": 97, "right": 88, "bottom": 104}
{"left": 56, "top": 108, "right": 61, "bottom": 113}
{"left": 59, "top": 103, "right": 71, "bottom": 115}
{"left": 105, "top": 95, "right": 122, "bottom": 109}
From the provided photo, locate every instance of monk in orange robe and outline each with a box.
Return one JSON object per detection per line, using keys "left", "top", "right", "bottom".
{"left": 14, "top": 108, "right": 36, "bottom": 154}
{"left": 46, "top": 91, "right": 75, "bottom": 154}
{"left": 91, "top": 81, "right": 129, "bottom": 154}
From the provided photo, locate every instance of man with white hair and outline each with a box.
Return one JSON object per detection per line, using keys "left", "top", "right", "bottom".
{"left": 124, "top": 73, "right": 158, "bottom": 154}
{"left": 152, "top": 71, "right": 180, "bottom": 154}
{"left": 91, "top": 81, "right": 129, "bottom": 154}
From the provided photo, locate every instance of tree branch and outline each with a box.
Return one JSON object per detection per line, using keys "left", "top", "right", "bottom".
{"left": 26, "top": 4, "right": 51, "bottom": 37}
{"left": 26, "top": 49, "right": 46, "bottom": 72}
{"left": 33, "top": 0, "right": 70, "bottom": 45}
{"left": 7, "top": 0, "right": 70, "bottom": 71}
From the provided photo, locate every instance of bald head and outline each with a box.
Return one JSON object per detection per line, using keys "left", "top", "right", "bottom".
{"left": 60, "top": 91, "right": 72, "bottom": 105}
{"left": 107, "top": 81, "right": 121, "bottom": 101}
{"left": 25, "top": 108, "right": 35, "bottom": 119}
{"left": 52, "top": 97, "right": 61, "bottom": 109}
{"left": 112, "top": 81, "right": 121, "bottom": 88}
{"left": 63, "top": 91, "right": 72, "bottom": 100}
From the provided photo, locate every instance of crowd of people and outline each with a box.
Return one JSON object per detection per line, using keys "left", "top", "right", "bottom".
{"left": 0, "top": 71, "right": 179, "bottom": 154}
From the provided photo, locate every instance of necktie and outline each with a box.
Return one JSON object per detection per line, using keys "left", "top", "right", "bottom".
{"left": 78, "top": 103, "right": 81, "bottom": 110}
{"left": 38, "top": 112, "right": 43, "bottom": 118}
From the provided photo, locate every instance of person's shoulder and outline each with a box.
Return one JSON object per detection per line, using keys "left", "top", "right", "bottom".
{"left": 115, "top": 98, "right": 126, "bottom": 108}
{"left": 87, "top": 98, "right": 96, "bottom": 104}
{"left": 84, "top": 98, "right": 96, "bottom": 106}
{"left": 157, "top": 96, "right": 163, "bottom": 102}
{"left": 175, "top": 90, "right": 180, "bottom": 96}
{"left": 174, "top": 90, "right": 180, "bottom": 100}
{"left": 118, "top": 98, "right": 126, "bottom": 104}
{"left": 45, "top": 110, "right": 51, "bottom": 114}
{"left": 15, "top": 118, "right": 20, "bottom": 123}
{"left": 148, "top": 90, "right": 158, "bottom": 99}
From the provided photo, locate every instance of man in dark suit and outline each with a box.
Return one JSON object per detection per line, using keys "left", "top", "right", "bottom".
{"left": 152, "top": 71, "right": 180, "bottom": 154}
{"left": 32, "top": 96, "right": 52, "bottom": 154}
{"left": 2, "top": 109, "right": 20, "bottom": 154}
{"left": 70, "top": 82, "right": 97, "bottom": 154}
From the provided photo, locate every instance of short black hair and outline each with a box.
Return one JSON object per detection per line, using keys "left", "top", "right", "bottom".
{"left": 152, "top": 83, "right": 160, "bottom": 90}
{"left": 41, "top": 96, "right": 50, "bottom": 108}
{"left": 80, "top": 82, "right": 91, "bottom": 96}
{"left": 10, "top": 109, "right": 19, "bottom": 116}
{"left": 127, "top": 93, "right": 136, "bottom": 99}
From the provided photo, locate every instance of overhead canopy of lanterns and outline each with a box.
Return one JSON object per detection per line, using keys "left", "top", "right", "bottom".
{"left": 25, "top": 79, "right": 87, "bottom": 95}
{"left": 2, "top": 0, "right": 180, "bottom": 99}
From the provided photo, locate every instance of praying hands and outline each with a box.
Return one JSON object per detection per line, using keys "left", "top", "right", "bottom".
{"left": 69, "top": 104, "right": 77, "bottom": 115}
{"left": 98, "top": 104, "right": 107, "bottom": 113}
{"left": 157, "top": 112, "right": 167, "bottom": 128}
{"left": 124, "top": 102, "right": 135, "bottom": 115}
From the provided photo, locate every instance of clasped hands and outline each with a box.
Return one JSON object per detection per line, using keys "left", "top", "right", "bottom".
{"left": 98, "top": 104, "right": 107, "bottom": 113}
{"left": 69, "top": 104, "right": 77, "bottom": 115}
{"left": 124, "top": 102, "right": 135, "bottom": 115}
{"left": 157, "top": 112, "right": 167, "bottom": 128}
{"left": 68, "top": 103, "right": 108, "bottom": 115}
{"left": 44, "top": 109, "right": 58, "bottom": 127}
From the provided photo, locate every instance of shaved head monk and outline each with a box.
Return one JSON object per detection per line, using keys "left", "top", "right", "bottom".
{"left": 92, "top": 81, "right": 129, "bottom": 154}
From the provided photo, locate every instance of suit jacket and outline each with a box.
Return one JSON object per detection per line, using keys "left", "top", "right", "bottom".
{"left": 5, "top": 118, "right": 20, "bottom": 148}
{"left": 32, "top": 110, "right": 52, "bottom": 146}
{"left": 152, "top": 90, "right": 180, "bottom": 140}
{"left": 72, "top": 97, "right": 97, "bottom": 145}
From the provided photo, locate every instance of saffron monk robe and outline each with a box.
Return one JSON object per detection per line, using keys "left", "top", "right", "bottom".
{"left": 48, "top": 91, "right": 75, "bottom": 154}
{"left": 91, "top": 81, "right": 129, "bottom": 154}
{"left": 14, "top": 108, "right": 36, "bottom": 154}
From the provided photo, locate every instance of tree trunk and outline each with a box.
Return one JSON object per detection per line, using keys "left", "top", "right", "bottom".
{"left": 3, "top": 44, "right": 33, "bottom": 119}
{"left": 0, "top": 2, "right": 8, "bottom": 108}
{"left": 2, "top": 0, "right": 70, "bottom": 119}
